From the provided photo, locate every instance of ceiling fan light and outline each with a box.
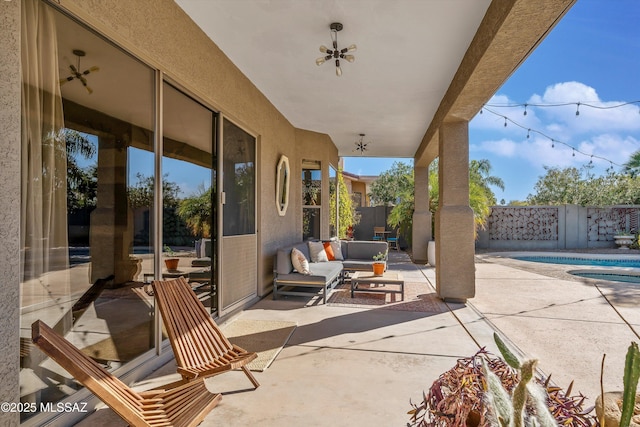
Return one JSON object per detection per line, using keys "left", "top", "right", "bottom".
{"left": 344, "top": 55, "right": 355, "bottom": 63}
{"left": 316, "top": 57, "right": 326, "bottom": 66}
{"left": 335, "top": 66, "right": 342, "bottom": 77}
{"left": 319, "top": 45, "right": 329, "bottom": 53}
{"left": 347, "top": 44, "right": 357, "bottom": 52}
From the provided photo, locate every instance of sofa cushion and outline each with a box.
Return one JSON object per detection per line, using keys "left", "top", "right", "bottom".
{"left": 329, "top": 241, "right": 344, "bottom": 261}
{"left": 291, "top": 248, "right": 311, "bottom": 275}
{"left": 276, "top": 249, "right": 294, "bottom": 275}
{"left": 346, "top": 241, "right": 388, "bottom": 260}
{"left": 276, "top": 261, "right": 342, "bottom": 285}
{"left": 342, "top": 260, "right": 379, "bottom": 271}
{"left": 308, "top": 241, "right": 329, "bottom": 263}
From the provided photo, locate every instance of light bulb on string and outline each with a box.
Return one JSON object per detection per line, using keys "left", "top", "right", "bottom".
{"left": 576, "top": 102, "right": 580, "bottom": 116}
{"left": 482, "top": 105, "right": 622, "bottom": 171}
{"left": 523, "top": 104, "right": 528, "bottom": 116}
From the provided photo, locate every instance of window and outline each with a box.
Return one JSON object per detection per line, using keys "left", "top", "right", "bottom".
{"left": 162, "top": 82, "right": 216, "bottom": 312}
{"left": 222, "top": 120, "right": 256, "bottom": 236}
{"left": 20, "top": 1, "right": 155, "bottom": 419}
{"left": 302, "top": 160, "right": 322, "bottom": 240}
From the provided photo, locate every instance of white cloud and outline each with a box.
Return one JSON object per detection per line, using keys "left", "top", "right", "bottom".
{"left": 577, "top": 134, "right": 639, "bottom": 166}
{"left": 471, "top": 94, "right": 542, "bottom": 134}
{"left": 529, "top": 82, "right": 640, "bottom": 134}
{"left": 471, "top": 81, "right": 640, "bottom": 172}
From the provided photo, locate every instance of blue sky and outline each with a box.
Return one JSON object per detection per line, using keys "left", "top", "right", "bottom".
{"left": 344, "top": 0, "right": 640, "bottom": 203}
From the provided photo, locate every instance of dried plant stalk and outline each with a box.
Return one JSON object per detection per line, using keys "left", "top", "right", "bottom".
{"left": 408, "top": 348, "right": 598, "bottom": 427}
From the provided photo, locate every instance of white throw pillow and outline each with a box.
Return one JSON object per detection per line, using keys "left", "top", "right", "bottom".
{"left": 308, "top": 241, "right": 329, "bottom": 263}
{"left": 291, "top": 248, "right": 310, "bottom": 275}
{"left": 330, "top": 241, "right": 344, "bottom": 261}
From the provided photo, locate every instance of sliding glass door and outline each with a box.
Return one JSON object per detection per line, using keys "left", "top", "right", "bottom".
{"left": 220, "top": 118, "right": 257, "bottom": 312}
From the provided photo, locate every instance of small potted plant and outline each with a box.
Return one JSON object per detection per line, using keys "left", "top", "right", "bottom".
{"left": 372, "top": 252, "right": 386, "bottom": 276}
{"left": 163, "top": 244, "right": 180, "bottom": 270}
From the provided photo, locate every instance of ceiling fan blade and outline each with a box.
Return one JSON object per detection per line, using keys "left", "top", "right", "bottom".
{"left": 59, "top": 76, "right": 74, "bottom": 84}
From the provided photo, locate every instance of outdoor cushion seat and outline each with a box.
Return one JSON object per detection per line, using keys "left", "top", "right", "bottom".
{"left": 341, "top": 259, "right": 385, "bottom": 272}
{"left": 273, "top": 240, "right": 389, "bottom": 303}
{"left": 276, "top": 261, "right": 343, "bottom": 284}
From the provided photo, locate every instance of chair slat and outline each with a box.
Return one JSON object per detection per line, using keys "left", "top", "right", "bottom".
{"left": 152, "top": 277, "right": 260, "bottom": 388}
{"left": 32, "top": 320, "right": 221, "bottom": 427}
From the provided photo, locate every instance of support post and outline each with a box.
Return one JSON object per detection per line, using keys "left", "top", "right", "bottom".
{"left": 412, "top": 165, "right": 432, "bottom": 262}
{"left": 435, "top": 121, "right": 475, "bottom": 302}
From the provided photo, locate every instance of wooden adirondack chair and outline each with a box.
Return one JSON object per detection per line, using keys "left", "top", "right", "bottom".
{"left": 152, "top": 277, "right": 260, "bottom": 389}
{"left": 31, "top": 320, "right": 221, "bottom": 427}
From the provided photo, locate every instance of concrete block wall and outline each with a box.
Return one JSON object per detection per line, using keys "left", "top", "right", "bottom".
{"left": 477, "top": 205, "right": 640, "bottom": 250}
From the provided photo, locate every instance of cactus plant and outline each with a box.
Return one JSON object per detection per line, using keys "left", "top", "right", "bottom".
{"left": 620, "top": 341, "right": 640, "bottom": 427}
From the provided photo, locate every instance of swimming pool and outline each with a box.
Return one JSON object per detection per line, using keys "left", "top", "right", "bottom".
{"left": 498, "top": 252, "right": 640, "bottom": 284}
{"left": 569, "top": 271, "right": 640, "bottom": 284}
{"left": 513, "top": 255, "right": 640, "bottom": 268}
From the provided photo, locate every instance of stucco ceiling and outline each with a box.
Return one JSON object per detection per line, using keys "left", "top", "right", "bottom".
{"left": 175, "top": 0, "right": 492, "bottom": 158}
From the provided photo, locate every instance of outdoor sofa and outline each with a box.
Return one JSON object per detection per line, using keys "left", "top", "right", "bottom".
{"left": 273, "top": 240, "right": 389, "bottom": 303}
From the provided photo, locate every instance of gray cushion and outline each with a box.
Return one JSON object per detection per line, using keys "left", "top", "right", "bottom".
{"left": 277, "top": 261, "right": 342, "bottom": 284}
{"left": 276, "top": 242, "right": 314, "bottom": 275}
{"left": 346, "top": 241, "right": 388, "bottom": 260}
{"left": 276, "top": 249, "right": 294, "bottom": 275}
{"left": 342, "top": 260, "right": 379, "bottom": 271}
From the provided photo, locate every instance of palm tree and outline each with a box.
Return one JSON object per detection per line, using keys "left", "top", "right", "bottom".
{"left": 624, "top": 149, "right": 640, "bottom": 177}
{"left": 178, "top": 185, "right": 212, "bottom": 238}
{"left": 386, "top": 158, "right": 504, "bottom": 242}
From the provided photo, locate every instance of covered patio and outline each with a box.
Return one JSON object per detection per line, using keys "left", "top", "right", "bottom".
{"left": 0, "top": 1, "right": 590, "bottom": 425}
{"left": 75, "top": 250, "right": 640, "bottom": 426}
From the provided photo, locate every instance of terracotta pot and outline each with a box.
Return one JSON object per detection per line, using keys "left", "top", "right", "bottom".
{"left": 164, "top": 258, "right": 179, "bottom": 271}
{"left": 372, "top": 262, "right": 385, "bottom": 276}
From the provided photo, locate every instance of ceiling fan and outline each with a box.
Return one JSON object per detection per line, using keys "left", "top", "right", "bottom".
{"left": 59, "top": 49, "right": 99, "bottom": 94}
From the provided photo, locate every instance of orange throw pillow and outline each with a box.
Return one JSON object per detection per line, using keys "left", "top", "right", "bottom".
{"left": 323, "top": 241, "right": 335, "bottom": 261}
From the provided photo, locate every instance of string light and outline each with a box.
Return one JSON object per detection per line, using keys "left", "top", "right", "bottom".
{"left": 485, "top": 100, "right": 640, "bottom": 111}
{"left": 481, "top": 106, "right": 624, "bottom": 168}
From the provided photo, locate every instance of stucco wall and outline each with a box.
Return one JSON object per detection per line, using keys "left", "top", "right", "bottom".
{"left": 0, "top": 1, "right": 21, "bottom": 424}
{"left": 56, "top": 0, "right": 338, "bottom": 295}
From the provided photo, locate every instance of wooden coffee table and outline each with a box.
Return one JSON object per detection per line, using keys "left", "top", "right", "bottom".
{"left": 350, "top": 271, "right": 404, "bottom": 301}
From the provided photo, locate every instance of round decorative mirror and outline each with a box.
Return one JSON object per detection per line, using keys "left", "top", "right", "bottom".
{"left": 276, "top": 155, "right": 290, "bottom": 216}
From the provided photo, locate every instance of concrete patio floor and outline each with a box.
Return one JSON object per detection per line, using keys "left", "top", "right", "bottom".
{"left": 76, "top": 250, "right": 640, "bottom": 426}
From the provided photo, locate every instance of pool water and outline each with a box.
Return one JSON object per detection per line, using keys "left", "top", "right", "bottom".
{"left": 514, "top": 256, "right": 640, "bottom": 268}
{"left": 570, "top": 271, "right": 640, "bottom": 284}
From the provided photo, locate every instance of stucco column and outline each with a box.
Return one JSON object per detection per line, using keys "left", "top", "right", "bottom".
{"left": 412, "top": 165, "right": 431, "bottom": 262}
{"left": 435, "top": 120, "right": 475, "bottom": 302}
{"left": 0, "top": 1, "right": 21, "bottom": 424}
{"left": 90, "top": 136, "right": 139, "bottom": 285}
